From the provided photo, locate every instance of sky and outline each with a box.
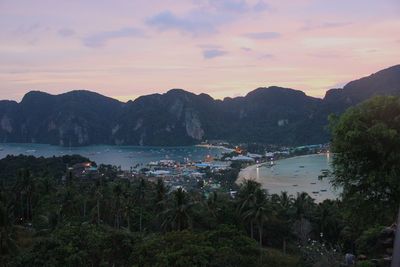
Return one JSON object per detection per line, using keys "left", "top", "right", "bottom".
{"left": 1, "top": 0, "right": 399, "bottom": 102}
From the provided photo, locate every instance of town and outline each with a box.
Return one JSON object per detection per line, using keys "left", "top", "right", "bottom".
{"left": 68, "top": 143, "right": 330, "bottom": 195}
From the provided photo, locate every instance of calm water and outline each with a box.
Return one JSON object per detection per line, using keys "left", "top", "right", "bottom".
{"left": 0, "top": 144, "right": 338, "bottom": 200}
{"left": 0, "top": 143, "right": 226, "bottom": 170}
{"left": 238, "top": 154, "right": 339, "bottom": 202}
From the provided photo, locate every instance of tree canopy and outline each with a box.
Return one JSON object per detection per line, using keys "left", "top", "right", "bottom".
{"left": 329, "top": 96, "right": 400, "bottom": 228}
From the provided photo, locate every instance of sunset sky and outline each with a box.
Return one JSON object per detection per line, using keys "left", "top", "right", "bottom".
{"left": 1, "top": 0, "right": 399, "bottom": 102}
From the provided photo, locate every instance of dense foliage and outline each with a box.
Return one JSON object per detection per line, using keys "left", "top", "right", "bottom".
{"left": 0, "top": 94, "right": 400, "bottom": 266}
{"left": 0, "top": 154, "right": 349, "bottom": 266}
{"left": 0, "top": 148, "right": 396, "bottom": 266}
{"left": 330, "top": 96, "right": 400, "bottom": 229}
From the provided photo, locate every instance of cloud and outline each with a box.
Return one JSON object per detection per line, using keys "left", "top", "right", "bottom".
{"left": 203, "top": 49, "right": 228, "bottom": 59}
{"left": 58, "top": 28, "right": 75, "bottom": 37}
{"left": 198, "top": 44, "right": 222, "bottom": 49}
{"left": 14, "top": 23, "right": 43, "bottom": 35}
{"left": 207, "top": 0, "right": 269, "bottom": 13}
{"left": 307, "top": 52, "right": 341, "bottom": 58}
{"left": 83, "top": 27, "right": 145, "bottom": 48}
{"left": 241, "top": 47, "right": 253, "bottom": 52}
{"left": 243, "top": 32, "right": 281, "bottom": 40}
{"left": 147, "top": 1, "right": 270, "bottom": 35}
{"left": 253, "top": 1, "right": 270, "bottom": 12}
{"left": 259, "top": 53, "right": 274, "bottom": 59}
{"left": 301, "top": 21, "right": 352, "bottom": 31}
{"left": 12, "top": 23, "right": 51, "bottom": 45}
{"left": 322, "top": 22, "right": 352, "bottom": 28}
{"left": 147, "top": 10, "right": 231, "bottom": 35}
{"left": 209, "top": 0, "right": 248, "bottom": 13}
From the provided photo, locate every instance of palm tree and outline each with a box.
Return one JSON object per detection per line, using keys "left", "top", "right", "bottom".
{"left": 14, "top": 169, "right": 35, "bottom": 222}
{"left": 315, "top": 200, "right": 343, "bottom": 245}
{"left": 292, "top": 192, "right": 315, "bottom": 245}
{"left": 275, "top": 191, "right": 294, "bottom": 212}
{"left": 272, "top": 191, "right": 294, "bottom": 254}
{"left": 122, "top": 193, "right": 135, "bottom": 232}
{"left": 77, "top": 183, "right": 92, "bottom": 220}
{"left": 238, "top": 180, "right": 261, "bottom": 200}
{"left": 242, "top": 188, "right": 272, "bottom": 247}
{"left": 293, "top": 192, "right": 315, "bottom": 220}
{"left": 206, "top": 191, "right": 220, "bottom": 219}
{"left": 137, "top": 178, "right": 146, "bottom": 233}
{"left": 112, "top": 183, "right": 123, "bottom": 229}
{"left": 154, "top": 178, "right": 167, "bottom": 211}
{"left": 37, "top": 175, "right": 54, "bottom": 196}
{"left": 0, "top": 201, "right": 17, "bottom": 258}
{"left": 237, "top": 180, "right": 262, "bottom": 239}
{"left": 94, "top": 182, "right": 103, "bottom": 225}
{"left": 59, "top": 188, "right": 79, "bottom": 221}
{"left": 162, "top": 187, "right": 194, "bottom": 231}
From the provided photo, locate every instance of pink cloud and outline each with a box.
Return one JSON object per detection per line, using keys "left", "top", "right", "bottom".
{"left": 0, "top": 0, "right": 399, "bottom": 101}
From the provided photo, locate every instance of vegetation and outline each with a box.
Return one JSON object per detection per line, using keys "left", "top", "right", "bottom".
{"left": 0, "top": 153, "right": 388, "bottom": 266}
{"left": 0, "top": 155, "right": 310, "bottom": 266}
{"left": 0, "top": 95, "right": 399, "bottom": 266}
{"left": 329, "top": 96, "right": 400, "bottom": 230}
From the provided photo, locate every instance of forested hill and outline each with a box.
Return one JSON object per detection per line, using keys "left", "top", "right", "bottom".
{"left": 0, "top": 65, "right": 399, "bottom": 147}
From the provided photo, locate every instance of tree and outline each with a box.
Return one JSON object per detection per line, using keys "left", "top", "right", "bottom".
{"left": 237, "top": 179, "right": 262, "bottom": 239}
{"left": 13, "top": 169, "right": 36, "bottom": 222}
{"left": 242, "top": 188, "right": 272, "bottom": 247}
{"left": 162, "top": 187, "right": 194, "bottom": 231}
{"left": 122, "top": 189, "right": 135, "bottom": 232}
{"left": 112, "top": 183, "right": 123, "bottom": 229}
{"left": 205, "top": 191, "right": 220, "bottom": 220}
{"left": 314, "top": 200, "right": 344, "bottom": 245}
{"left": 154, "top": 178, "right": 167, "bottom": 212}
{"left": 292, "top": 192, "right": 315, "bottom": 220}
{"left": 292, "top": 193, "right": 315, "bottom": 245}
{"left": 136, "top": 178, "right": 146, "bottom": 233}
{"left": 0, "top": 201, "right": 17, "bottom": 259}
{"left": 271, "top": 192, "right": 295, "bottom": 253}
{"left": 94, "top": 181, "right": 103, "bottom": 225}
{"left": 329, "top": 96, "right": 400, "bottom": 229}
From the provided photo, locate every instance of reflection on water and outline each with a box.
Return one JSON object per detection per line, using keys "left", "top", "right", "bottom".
{"left": 0, "top": 143, "right": 226, "bottom": 170}
{"left": 238, "top": 154, "right": 339, "bottom": 202}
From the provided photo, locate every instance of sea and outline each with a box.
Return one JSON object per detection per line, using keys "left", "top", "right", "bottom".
{"left": 238, "top": 153, "right": 338, "bottom": 202}
{"left": 0, "top": 143, "right": 337, "bottom": 201}
{"left": 0, "top": 143, "right": 226, "bottom": 170}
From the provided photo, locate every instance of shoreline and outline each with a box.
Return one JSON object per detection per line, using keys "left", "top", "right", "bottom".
{"left": 1, "top": 142, "right": 230, "bottom": 149}
{"left": 236, "top": 153, "right": 329, "bottom": 184}
{"left": 235, "top": 152, "right": 337, "bottom": 202}
{"left": 0, "top": 143, "right": 230, "bottom": 170}
{"left": 195, "top": 144, "right": 235, "bottom": 152}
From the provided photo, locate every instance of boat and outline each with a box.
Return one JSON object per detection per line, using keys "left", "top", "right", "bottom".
{"left": 292, "top": 184, "right": 298, "bottom": 187}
